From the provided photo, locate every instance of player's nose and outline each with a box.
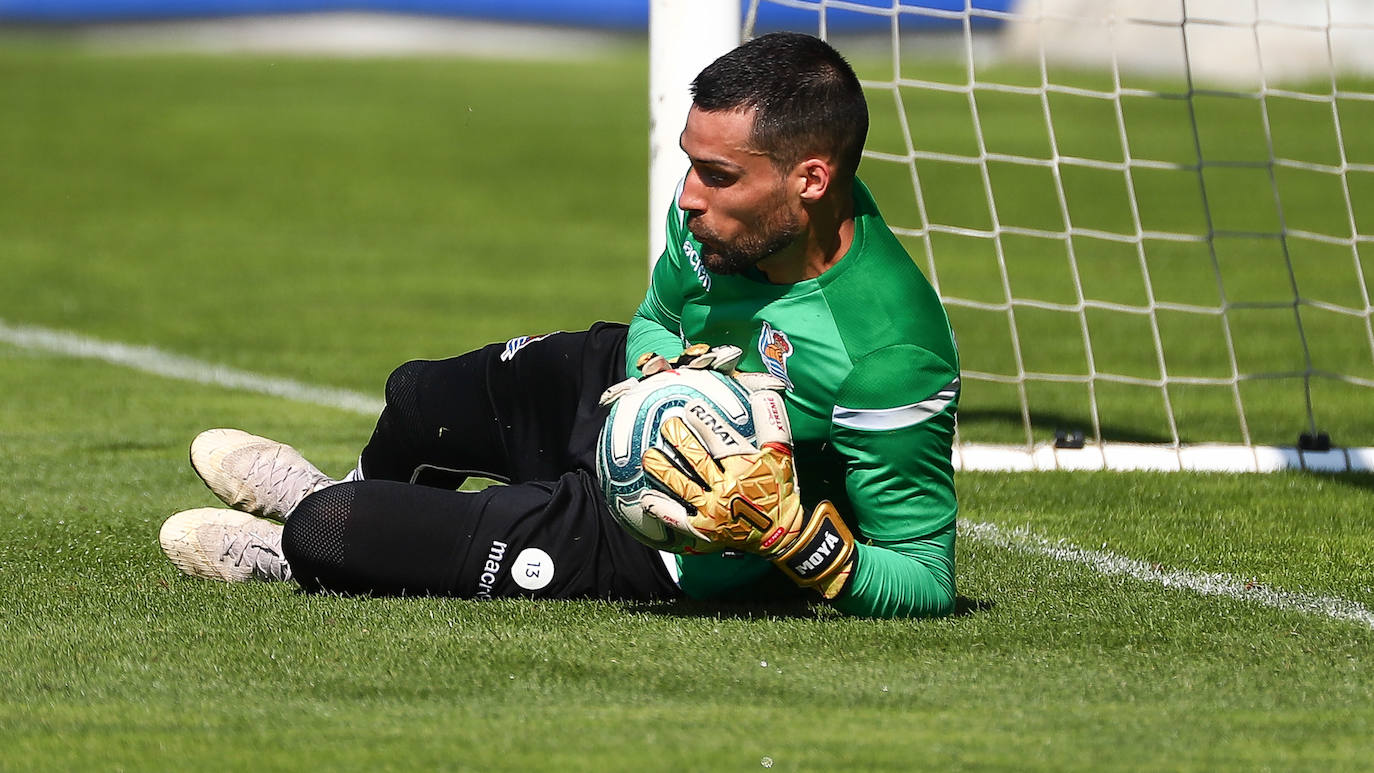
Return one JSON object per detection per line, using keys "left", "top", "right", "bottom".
{"left": 678, "top": 169, "right": 707, "bottom": 214}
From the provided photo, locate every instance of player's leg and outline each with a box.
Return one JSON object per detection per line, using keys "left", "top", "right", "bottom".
{"left": 357, "top": 321, "right": 629, "bottom": 487}
{"left": 188, "top": 322, "right": 630, "bottom": 518}
{"left": 279, "top": 474, "right": 679, "bottom": 601}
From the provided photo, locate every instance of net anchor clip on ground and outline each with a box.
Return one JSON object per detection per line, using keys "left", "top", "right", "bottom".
{"left": 1054, "top": 428, "right": 1086, "bottom": 450}
{"left": 1298, "top": 432, "right": 1332, "bottom": 452}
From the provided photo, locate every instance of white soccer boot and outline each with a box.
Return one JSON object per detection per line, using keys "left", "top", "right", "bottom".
{"left": 159, "top": 507, "right": 293, "bottom": 583}
{"left": 190, "top": 428, "right": 334, "bottom": 521}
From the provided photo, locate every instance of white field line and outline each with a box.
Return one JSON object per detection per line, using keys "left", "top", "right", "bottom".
{"left": 6, "top": 319, "right": 1372, "bottom": 630}
{"left": 0, "top": 319, "right": 383, "bottom": 416}
{"left": 963, "top": 520, "right": 1374, "bottom": 631}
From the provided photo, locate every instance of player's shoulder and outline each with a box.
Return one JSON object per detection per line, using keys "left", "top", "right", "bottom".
{"left": 824, "top": 180, "right": 947, "bottom": 311}
{"left": 835, "top": 343, "right": 960, "bottom": 413}
{"left": 820, "top": 180, "right": 954, "bottom": 332}
{"left": 846, "top": 181, "right": 934, "bottom": 290}
{"left": 818, "top": 247, "right": 956, "bottom": 384}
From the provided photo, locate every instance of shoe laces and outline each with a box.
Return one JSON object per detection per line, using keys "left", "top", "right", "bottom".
{"left": 245, "top": 448, "right": 329, "bottom": 517}
{"left": 221, "top": 529, "right": 293, "bottom": 583}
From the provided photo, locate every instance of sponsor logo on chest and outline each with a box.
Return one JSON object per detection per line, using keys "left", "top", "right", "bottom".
{"left": 682, "top": 240, "right": 711, "bottom": 291}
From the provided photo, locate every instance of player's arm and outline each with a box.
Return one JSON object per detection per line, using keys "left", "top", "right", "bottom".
{"left": 640, "top": 344, "right": 960, "bottom": 617}
{"left": 627, "top": 250, "right": 684, "bottom": 368}
{"left": 826, "top": 344, "right": 961, "bottom": 618}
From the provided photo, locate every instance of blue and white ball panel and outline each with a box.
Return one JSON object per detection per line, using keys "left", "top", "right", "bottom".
{"left": 595, "top": 369, "right": 756, "bottom": 552}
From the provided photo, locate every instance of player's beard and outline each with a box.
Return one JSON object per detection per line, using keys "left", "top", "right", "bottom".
{"left": 688, "top": 201, "right": 802, "bottom": 276}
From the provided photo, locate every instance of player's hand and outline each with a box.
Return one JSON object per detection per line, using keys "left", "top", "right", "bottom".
{"left": 598, "top": 343, "right": 785, "bottom": 406}
{"left": 636, "top": 342, "right": 742, "bottom": 377}
{"left": 639, "top": 390, "right": 856, "bottom": 599}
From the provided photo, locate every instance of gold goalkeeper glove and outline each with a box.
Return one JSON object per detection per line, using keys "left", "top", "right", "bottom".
{"left": 639, "top": 389, "right": 856, "bottom": 599}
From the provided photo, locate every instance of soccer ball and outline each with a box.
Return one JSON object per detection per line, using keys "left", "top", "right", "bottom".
{"left": 595, "top": 368, "right": 757, "bottom": 554}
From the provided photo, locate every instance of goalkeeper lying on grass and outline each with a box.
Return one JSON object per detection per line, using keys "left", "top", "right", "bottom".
{"left": 159, "top": 32, "right": 961, "bottom": 618}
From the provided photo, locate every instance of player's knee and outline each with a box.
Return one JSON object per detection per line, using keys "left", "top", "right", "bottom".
{"left": 383, "top": 359, "right": 430, "bottom": 427}
{"left": 282, "top": 483, "right": 358, "bottom": 591}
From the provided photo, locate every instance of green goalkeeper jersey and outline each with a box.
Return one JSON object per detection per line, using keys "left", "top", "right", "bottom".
{"left": 628, "top": 179, "right": 960, "bottom": 619}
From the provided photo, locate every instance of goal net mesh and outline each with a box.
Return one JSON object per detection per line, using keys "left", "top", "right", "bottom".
{"left": 743, "top": 0, "right": 1374, "bottom": 471}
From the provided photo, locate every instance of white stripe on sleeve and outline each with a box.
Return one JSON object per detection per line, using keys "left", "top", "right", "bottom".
{"left": 831, "top": 377, "right": 959, "bottom": 432}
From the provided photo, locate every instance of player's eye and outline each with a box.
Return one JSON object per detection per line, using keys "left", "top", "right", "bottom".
{"left": 695, "top": 165, "right": 735, "bottom": 188}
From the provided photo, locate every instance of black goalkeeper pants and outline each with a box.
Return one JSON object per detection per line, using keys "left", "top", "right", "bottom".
{"left": 279, "top": 322, "right": 682, "bottom": 601}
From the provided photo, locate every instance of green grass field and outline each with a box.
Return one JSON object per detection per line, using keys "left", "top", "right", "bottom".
{"left": 3, "top": 41, "right": 1374, "bottom": 771}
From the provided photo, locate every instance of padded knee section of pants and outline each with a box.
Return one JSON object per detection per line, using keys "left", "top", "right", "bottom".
{"left": 383, "top": 360, "right": 427, "bottom": 433}
{"left": 359, "top": 360, "right": 433, "bottom": 482}
{"left": 281, "top": 484, "right": 353, "bottom": 591}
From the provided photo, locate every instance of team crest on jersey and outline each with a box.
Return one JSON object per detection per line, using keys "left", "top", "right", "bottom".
{"left": 500, "top": 333, "right": 554, "bottom": 362}
{"left": 758, "top": 322, "right": 795, "bottom": 390}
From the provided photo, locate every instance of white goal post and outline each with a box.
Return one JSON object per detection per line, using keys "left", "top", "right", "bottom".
{"left": 648, "top": 0, "right": 740, "bottom": 265}
{"left": 648, "top": 0, "right": 1374, "bottom": 473}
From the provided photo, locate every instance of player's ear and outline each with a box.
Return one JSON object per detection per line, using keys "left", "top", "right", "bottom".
{"left": 796, "top": 158, "right": 832, "bottom": 203}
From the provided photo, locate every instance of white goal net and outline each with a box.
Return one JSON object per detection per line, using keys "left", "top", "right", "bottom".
{"left": 700, "top": 0, "right": 1374, "bottom": 472}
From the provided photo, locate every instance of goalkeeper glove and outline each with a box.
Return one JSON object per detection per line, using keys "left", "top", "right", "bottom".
{"left": 639, "top": 389, "right": 857, "bottom": 599}
{"left": 599, "top": 343, "right": 786, "bottom": 406}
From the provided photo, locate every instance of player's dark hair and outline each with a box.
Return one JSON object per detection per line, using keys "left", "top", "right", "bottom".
{"left": 691, "top": 32, "right": 869, "bottom": 183}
